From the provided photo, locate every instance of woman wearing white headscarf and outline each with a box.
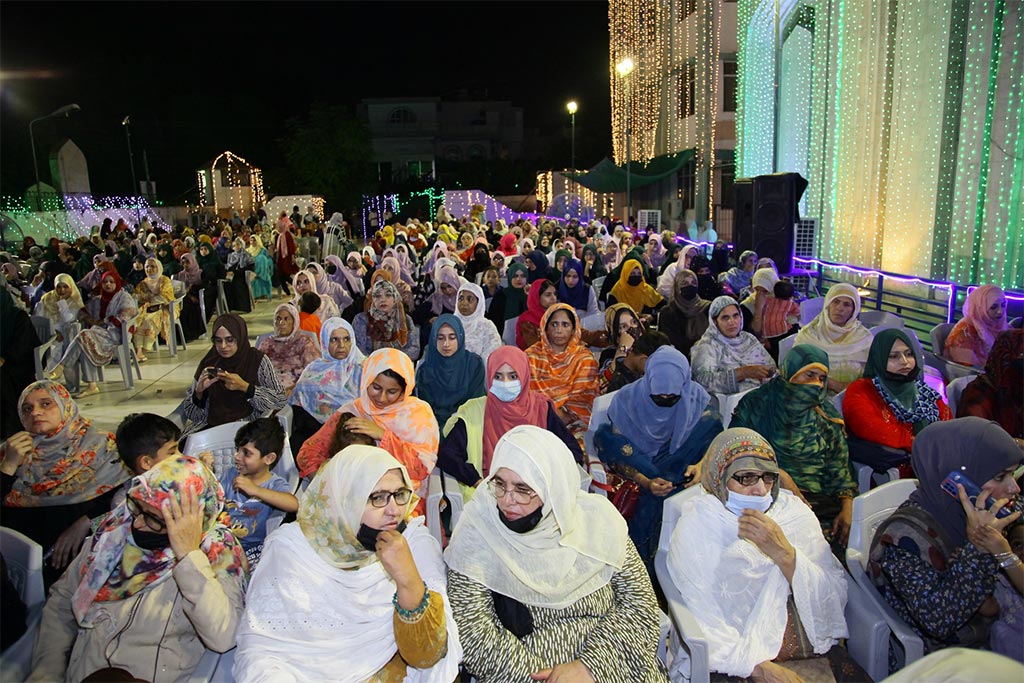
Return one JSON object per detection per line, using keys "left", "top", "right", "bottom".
{"left": 666, "top": 428, "right": 851, "bottom": 682}
{"left": 793, "top": 282, "right": 873, "bottom": 395}
{"left": 234, "top": 446, "right": 462, "bottom": 682}
{"left": 306, "top": 261, "right": 353, "bottom": 312}
{"left": 691, "top": 295, "right": 777, "bottom": 395}
{"left": 445, "top": 425, "right": 667, "bottom": 683}
{"left": 454, "top": 281, "right": 501, "bottom": 366}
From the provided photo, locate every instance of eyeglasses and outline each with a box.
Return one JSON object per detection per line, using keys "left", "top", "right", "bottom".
{"left": 488, "top": 479, "right": 539, "bottom": 505}
{"left": 127, "top": 497, "right": 166, "bottom": 532}
{"left": 731, "top": 472, "right": 779, "bottom": 487}
{"left": 368, "top": 488, "right": 413, "bottom": 508}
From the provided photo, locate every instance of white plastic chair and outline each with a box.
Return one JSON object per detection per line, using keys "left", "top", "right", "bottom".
{"left": 944, "top": 375, "right": 974, "bottom": 416}
{"left": 30, "top": 315, "right": 58, "bottom": 381}
{"left": 426, "top": 468, "right": 446, "bottom": 546}
{"left": 187, "top": 646, "right": 235, "bottom": 683}
{"left": 859, "top": 310, "right": 904, "bottom": 329}
{"left": 833, "top": 389, "right": 901, "bottom": 493}
{"left": 0, "top": 527, "right": 46, "bottom": 683}
{"left": 95, "top": 314, "right": 143, "bottom": 390}
{"left": 799, "top": 297, "right": 825, "bottom": 326}
{"left": 713, "top": 386, "right": 755, "bottom": 430}
{"left": 502, "top": 316, "right": 518, "bottom": 346}
{"left": 777, "top": 334, "right": 796, "bottom": 365}
{"left": 583, "top": 391, "right": 617, "bottom": 498}
{"left": 165, "top": 279, "right": 188, "bottom": 357}
{"left": 846, "top": 479, "right": 924, "bottom": 679}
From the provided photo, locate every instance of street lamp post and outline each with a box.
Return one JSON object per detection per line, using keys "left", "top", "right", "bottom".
{"left": 28, "top": 103, "right": 81, "bottom": 211}
{"left": 615, "top": 58, "right": 634, "bottom": 229}
{"left": 122, "top": 116, "right": 142, "bottom": 228}
{"left": 566, "top": 100, "right": 577, "bottom": 216}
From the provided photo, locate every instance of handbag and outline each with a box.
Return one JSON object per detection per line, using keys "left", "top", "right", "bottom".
{"left": 593, "top": 472, "right": 642, "bottom": 520}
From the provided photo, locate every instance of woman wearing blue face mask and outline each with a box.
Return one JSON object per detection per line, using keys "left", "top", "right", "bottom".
{"left": 594, "top": 346, "right": 723, "bottom": 575}
{"left": 435, "top": 345, "right": 584, "bottom": 503}
{"left": 665, "top": 428, "right": 860, "bottom": 683}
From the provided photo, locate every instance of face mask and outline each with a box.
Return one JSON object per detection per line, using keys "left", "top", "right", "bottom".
{"left": 131, "top": 527, "right": 169, "bottom": 551}
{"left": 356, "top": 520, "right": 407, "bottom": 552}
{"left": 883, "top": 365, "right": 921, "bottom": 384}
{"left": 490, "top": 379, "right": 522, "bottom": 402}
{"left": 326, "top": 264, "right": 337, "bottom": 274}
{"left": 679, "top": 285, "right": 698, "bottom": 300}
{"left": 627, "top": 273, "right": 643, "bottom": 286}
{"left": 498, "top": 506, "right": 543, "bottom": 533}
{"left": 650, "top": 394, "right": 681, "bottom": 408}
{"left": 725, "top": 490, "right": 773, "bottom": 516}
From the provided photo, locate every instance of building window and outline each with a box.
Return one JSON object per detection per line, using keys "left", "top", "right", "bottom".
{"left": 387, "top": 108, "right": 417, "bottom": 125}
{"left": 723, "top": 60, "right": 737, "bottom": 113}
{"left": 678, "top": 64, "right": 695, "bottom": 118}
{"left": 679, "top": 0, "right": 696, "bottom": 19}
{"left": 678, "top": 159, "right": 696, "bottom": 209}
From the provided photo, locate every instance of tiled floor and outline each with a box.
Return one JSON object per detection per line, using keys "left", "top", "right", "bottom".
{"left": 74, "top": 295, "right": 281, "bottom": 434}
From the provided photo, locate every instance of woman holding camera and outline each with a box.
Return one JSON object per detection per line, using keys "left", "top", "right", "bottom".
{"left": 177, "top": 313, "right": 286, "bottom": 437}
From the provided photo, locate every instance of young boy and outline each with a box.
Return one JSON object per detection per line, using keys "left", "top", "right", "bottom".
{"left": 219, "top": 418, "right": 298, "bottom": 567}
{"left": 110, "top": 413, "right": 183, "bottom": 510}
{"left": 298, "top": 291, "right": 322, "bottom": 336}
{"left": 116, "top": 413, "right": 183, "bottom": 475}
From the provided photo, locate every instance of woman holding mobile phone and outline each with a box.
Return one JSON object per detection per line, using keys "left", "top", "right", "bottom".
{"left": 869, "top": 417, "right": 1023, "bottom": 662}
{"left": 176, "top": 314, "right": 286, "bottom": 438}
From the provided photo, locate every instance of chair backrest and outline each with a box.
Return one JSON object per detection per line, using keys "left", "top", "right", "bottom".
{"left": 777, "top": 334, "right": 796, "bottom": 365}
{"left": 847, "top": 478, "right": 918, "bottom": 566}
{"left": 502, "top": 316, "right": 518, "bottom": 346}
{"left": 579, "top": 310, "right": 605, "bottom": 332}
{"left": 299, "top": 329, "right": 319, "bottom": 348}
{"left": 182, "top": 420, "right": 250, "bottom": 476}
{"left": 254, "top": 333, "right": 272, "bottom": 349}
{"left": 945, "top": 375, "right": 974, "bottom": 416}
{"left": 832, "top": 388, "right": 846, "bottom": 417}
{"left": 30, "top": 315, "right": 52, "bottom": 342}
{"left": 592, "top": 276, "right": 606, "bottom": 292}
{"left": 584, "top": 390, "right": 618, "bottom": 459}
{"left": 930, "top": 322, "right": 955, "bottom": 357}
{"left": 714, "top": 386, "right": 755, "bottom": 429}
{"left": 171, "top": 279, "right": 186, "bottom": 298}
{"left": 859, "top": 310, "right": 904, "bottom": 329}
{"left": 800, "top": 297, "right": 824, "bottom": 326}
{"left": 657, "top": 484, "right": 703, "bottom": 555}
{"left": 0, "top": 527, "right": 45, "bottom": 611}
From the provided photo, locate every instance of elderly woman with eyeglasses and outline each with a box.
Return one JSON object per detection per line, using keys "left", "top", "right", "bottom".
{"left": 234, "top": 445, "right": 462, "bottom": 682}
{"left": 445, "top": 425, "right": 667, "bottom": 683}
{"left": 665, "top": 428, "right": 860, "bottom": 683}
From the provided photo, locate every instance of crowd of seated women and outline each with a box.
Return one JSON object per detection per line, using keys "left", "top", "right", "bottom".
{"left": 1, "top": 212, "right": 1021, "bottom": 682}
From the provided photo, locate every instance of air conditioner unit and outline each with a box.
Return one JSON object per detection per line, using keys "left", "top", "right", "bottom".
{"left": 637, "top": 209, "right": 662, "bottom": 233}
{"left": 794, "top": 217, "right": 817, "bottom": 259}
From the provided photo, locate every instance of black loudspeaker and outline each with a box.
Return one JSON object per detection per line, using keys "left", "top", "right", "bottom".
{"left": 732, "top": 177, "right": 755, "bottom": 252}
{"left": 749, "top": 172, "right": 808, "bottom": 274}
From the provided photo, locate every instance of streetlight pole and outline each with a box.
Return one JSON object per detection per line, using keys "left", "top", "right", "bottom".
{"left": 28, "top": 103, "right": 81, "bottom": 211}
{"left": 123, "top": 116, "right": 142, "bottom": 229}
{"left": 616, "top": 58, "right": 635, "bottom": 229}
{"left": 566, "top": 100, "right": 577, "bottom": 214}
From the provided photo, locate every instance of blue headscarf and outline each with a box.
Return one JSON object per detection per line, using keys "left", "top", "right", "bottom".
{"left": 608, "top": 346, "right": 711, "bottom": 456}
{"left": 414, "top": 314, "right": 487, "bottom": 428}
{"left": 558, "top": 258, "right": 589, "bottom": 312}
{"left": 288, "top": 318, "right": 366, "bottom": 423}
{"left": 526, "top": 250, "right": 550, "bottom": 284}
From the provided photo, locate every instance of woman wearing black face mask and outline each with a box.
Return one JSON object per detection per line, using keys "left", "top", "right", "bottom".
{"left": 593, "top": 347, "right": 723, "bottom": 575}
{"left": 445, "top": 425, "right": 667, "bottom": 683}
{"left": 234, "top": 445, "right": 463, "bottom": 681}
{"left": 657, "top": 268, "right": 711, "bottom": 358}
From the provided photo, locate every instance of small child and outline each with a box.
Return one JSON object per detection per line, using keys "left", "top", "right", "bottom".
{"left": 298, "top": 291, "right": 322, "bottom": 337}
{"left": 991, "top": 521, "right": 1023, "bottom": 663}
{"left": 327, "top": 412, "right": 376, "bottom": 458}
{"left": 606, "top": 330, "right": 670, "bottom": 393}
{"left": 761, "top": 279, "right": 801, "bottom": 340}
{"left": 218, "top": 418, "right": 298, "bottom": 567}
{"left": 116, "top": 413, "right": 183, "bottom": 475}
{"left": 111, "top": 413, "right": 183, "bottom": 509}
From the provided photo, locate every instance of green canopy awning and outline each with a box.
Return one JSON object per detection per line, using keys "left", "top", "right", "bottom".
{"left": 567, "top": 150, "right": 695, "bottom": 193}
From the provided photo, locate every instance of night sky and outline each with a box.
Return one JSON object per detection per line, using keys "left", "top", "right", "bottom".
{"left": 0, "top": 1, "right": 613, "bottom": 204}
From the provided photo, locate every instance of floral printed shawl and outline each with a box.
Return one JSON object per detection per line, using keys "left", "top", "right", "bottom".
{"left": 71, "top": 455, "right": 247, "bottom": 625}
{"left": 5, "top": 381, "right": 130, "bottom": 507}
